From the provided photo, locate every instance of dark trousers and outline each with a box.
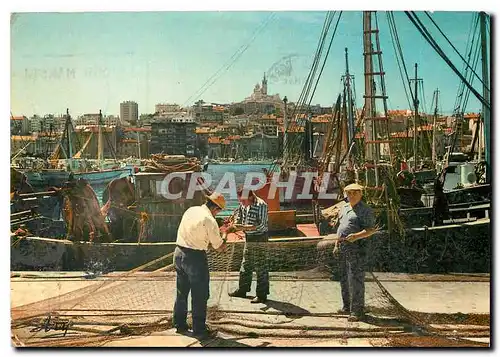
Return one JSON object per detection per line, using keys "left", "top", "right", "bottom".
{"left": 173, "top": 246, "right": 210, "bottom": 334}
{"left": 338, "top": 242, "right": 365, "bottom": 314}
{"left": 238, "top": 233, "right": 270, "bottom": 298}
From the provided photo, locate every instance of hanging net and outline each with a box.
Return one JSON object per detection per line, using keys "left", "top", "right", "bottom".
{"left": 11, "top": 234, "right": 490, "bottom": 347}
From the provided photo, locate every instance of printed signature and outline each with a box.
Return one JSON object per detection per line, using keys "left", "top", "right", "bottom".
{"left": 30, "top": 315, "right": 72, "bottom": 336}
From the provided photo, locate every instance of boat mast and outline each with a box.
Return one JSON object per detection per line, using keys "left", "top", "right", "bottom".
{"left": 283, "top": 96, "right": 288, "bottom": 164}
{"left": 259, "top": 133, "right": 265, "bottom": 160}
{"left": 479, "top": 12, "right": 490, "bottom": 182}
{"left": 412, "top": 63, "right": 419, "bottom": 171}
{"left": 343, "top": 47, "right": 357, "bottom": 173}
{"left": 363, "top": 12, "right": 377, "bottom": 170}
{"left": 98, "top": 109, "right": 103, "bottom": 168}
{"left": 66, "top": 108, "right": 73, "bottom": 170}
{"left": 137, "top": 131, "right": 141, "bottom": 159}
{"left": 432, "top": 88, "right": 439, "bottom": 166}
{"left": 345, "top": 48, "right": 355, "bottom": 145}
{"left": 477, "top": 115, "right": 482, "bottom": 163}
{"left": 363, "top": 11, "right": 391, "bottom": 187}
{"left": 342, "top": 86, "right": 349, "bottom": 155}
{"left": 362, "top": 11, "right": 393, "bottom": 234}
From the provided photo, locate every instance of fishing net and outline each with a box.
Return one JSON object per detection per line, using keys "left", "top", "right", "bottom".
{"left": 11, "top": 235, "right": 490, "bottom": 347}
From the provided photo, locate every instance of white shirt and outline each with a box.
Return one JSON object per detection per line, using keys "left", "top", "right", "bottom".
{"left": 176, "top": 204, "right": 224, "bottom": 251}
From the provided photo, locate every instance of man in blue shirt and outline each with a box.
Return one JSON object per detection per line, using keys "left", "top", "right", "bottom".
{"left": 228, "top": 188, "right": 269, "bottom": 303}
{"left": 334, "top": 183, "right": 377, "bottom": 322}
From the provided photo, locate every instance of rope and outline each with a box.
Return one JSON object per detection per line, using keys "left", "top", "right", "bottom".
{"left": 137, "top": 212, "right": 149, "bottom": 243}
{"left": 461, "top": 36, "right": 481, "bottom": 112}
{"left": 404, "top": 11, "right": 489, "bottom": 110}
{"left": 97, "top": 111, "right": 118, "bottom": 161}
{"left": 307, "top": 12, "right": 343, "bottom": 111}
{"left": 273, "top": 12, "right": 334, "bottom": 168}
{"left": 268, "top": 11, "right": 337, "bottom": 173}
{"left": 14, "top": 250, "right": 176, "bottom": 344}
{"left": 424, "top": 11, "right": 488, "bottom": 91}
{"left": 182, "top": 12, "right": 276, "bottom": 107}
{"left": 453, "top": 14, "right": 479, "bottom": 113}
{"left": 386, "top": 12, "right": 413, "bottom": 110}
{"left": 142, "top": 157, "right": 201, "bottom": 173}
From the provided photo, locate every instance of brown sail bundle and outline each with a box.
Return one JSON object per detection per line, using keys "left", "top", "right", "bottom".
{"left": 59, "top": 178, "right": 111, "bottom": 243}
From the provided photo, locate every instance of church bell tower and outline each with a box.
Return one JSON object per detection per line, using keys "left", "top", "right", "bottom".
{"left": 261, "top": 73, "right": 268, "bottom": 95}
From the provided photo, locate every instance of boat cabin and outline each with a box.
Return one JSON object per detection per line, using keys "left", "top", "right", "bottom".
{"left": 133, "top": 171, "right": 205, "bottom": 242}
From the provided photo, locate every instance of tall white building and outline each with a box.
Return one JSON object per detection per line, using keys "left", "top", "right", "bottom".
{"left": 120, "top": 101, "right": 139, "bottom": 123}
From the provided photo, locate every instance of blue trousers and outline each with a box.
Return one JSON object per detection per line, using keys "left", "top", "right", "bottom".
{"left": 338, "top": 242, "right": 365, "bottom": 314}
{"left": 173, "top": 246, "right": 210, "bottom": 334}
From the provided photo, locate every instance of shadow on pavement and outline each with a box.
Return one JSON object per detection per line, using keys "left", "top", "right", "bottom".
{"left": 200, "top": 336, "right": 259, "bottom": 347}
{"left": 260, "top": 299, "right": 311, "bottom": 318}
{"left": 363, "top": 314, "right": 410, "bottom": 329}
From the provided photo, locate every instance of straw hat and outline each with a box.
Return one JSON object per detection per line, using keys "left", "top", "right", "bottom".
{"left": 207, "top": 192, "right": 226, "bottom": 209}
{"left": 344, "top": 183, "right": 364, "bottom": 192}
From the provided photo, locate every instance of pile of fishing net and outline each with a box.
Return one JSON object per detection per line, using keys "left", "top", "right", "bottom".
{"left": 11, "top": 237, "right": 489, "bottom": 347}
{"left": 142, "top": 154, "right": 202, "bottom": 173}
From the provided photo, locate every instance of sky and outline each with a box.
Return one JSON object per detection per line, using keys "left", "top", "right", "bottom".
{"left": 10, "top": 10, "right": 490, "bottom": 117}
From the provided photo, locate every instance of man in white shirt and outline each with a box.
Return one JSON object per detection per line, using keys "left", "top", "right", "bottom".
{"left": 173, "top": 192, "right": 229, "bottom": 340}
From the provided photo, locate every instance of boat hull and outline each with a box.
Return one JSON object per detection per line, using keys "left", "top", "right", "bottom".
{"left": 279, "top": 171, "right": 340, "bottom": 209}
{"left": 445, "top": 184, "right": 491, "bottom": 204}
{"left": 11, "top": 218, "right": 490, "bottom": 273}
{"left": 23, "top": 168, "right": 132, "bottom": 189}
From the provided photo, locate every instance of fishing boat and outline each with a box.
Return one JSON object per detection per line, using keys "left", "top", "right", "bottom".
{"left": 277, "top": 46, "right": 363, "bottom": 210}
{"left": 10, "top": 11, "right": 491, "bottom": 276}
{"left": 11, "top": 162, "right": 490, "bottom": 274}
{"left": 19, "top": 110, "right": 131, "bottom": 190}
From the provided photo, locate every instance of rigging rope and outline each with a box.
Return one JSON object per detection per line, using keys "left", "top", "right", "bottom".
{"left": 268, "top": 11, "right": 341, "bottom": 174}
{"left": 308, "top": 13, "right": 343, "bottom": 113}
{"left": 462, "top": 36, "right": 481, "bottom": 112}
{"left": 182, "top": 13, "right": 276, "bottom": 108}
{"left": 445, "top": 13, "right": 481, "bottom": 158}
{"left": 453, "top": 14, "right": 479, "bottom": 114}
{"left": 424, "top": 11, "right": 488, "bottom": 92}
{"left": 404, "top": 11, "right": 489, "bottom": 110}
{"left": 286, "top": 11, "right": 342, "bottom": 169}
{"left": 386, "top": 12, "right": 413, "bottom": 110}
{"left": 420, "top": 80, "right": 427, "bottom": 115}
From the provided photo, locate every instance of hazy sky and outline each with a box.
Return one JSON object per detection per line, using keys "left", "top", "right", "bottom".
{"left": 10, "top": 11, "right": 489, "bottom": 117}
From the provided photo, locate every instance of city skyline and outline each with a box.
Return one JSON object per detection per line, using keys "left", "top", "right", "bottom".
{"left": 11, "top": 11, "right": 489, "bottom": 117}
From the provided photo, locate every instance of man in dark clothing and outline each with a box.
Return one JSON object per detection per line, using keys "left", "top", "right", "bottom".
{"left": 228, "top": 188, "right": 269, "bottom": 303}
{"left": 334, "top": 183, "right": 377, "bottom": 322}
{"left": 432, "top": 169, "right": 450, "bottom": 225}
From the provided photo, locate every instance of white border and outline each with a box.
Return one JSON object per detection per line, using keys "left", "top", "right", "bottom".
{"left": 3, "top": 1, "right": 498, "bottom": 354}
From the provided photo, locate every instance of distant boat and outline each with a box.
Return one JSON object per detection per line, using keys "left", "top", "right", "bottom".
{"left": 23, "top": 166, "right": 131, "bottom": 189}
{"left": 436, "top": 152, "right": 479, "bottom": 192}
{"left": 121, "top": 157, "right": 147, "bottom": 173}
{"left": 20, "top": 109, "right": 131, "bottom": 190}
